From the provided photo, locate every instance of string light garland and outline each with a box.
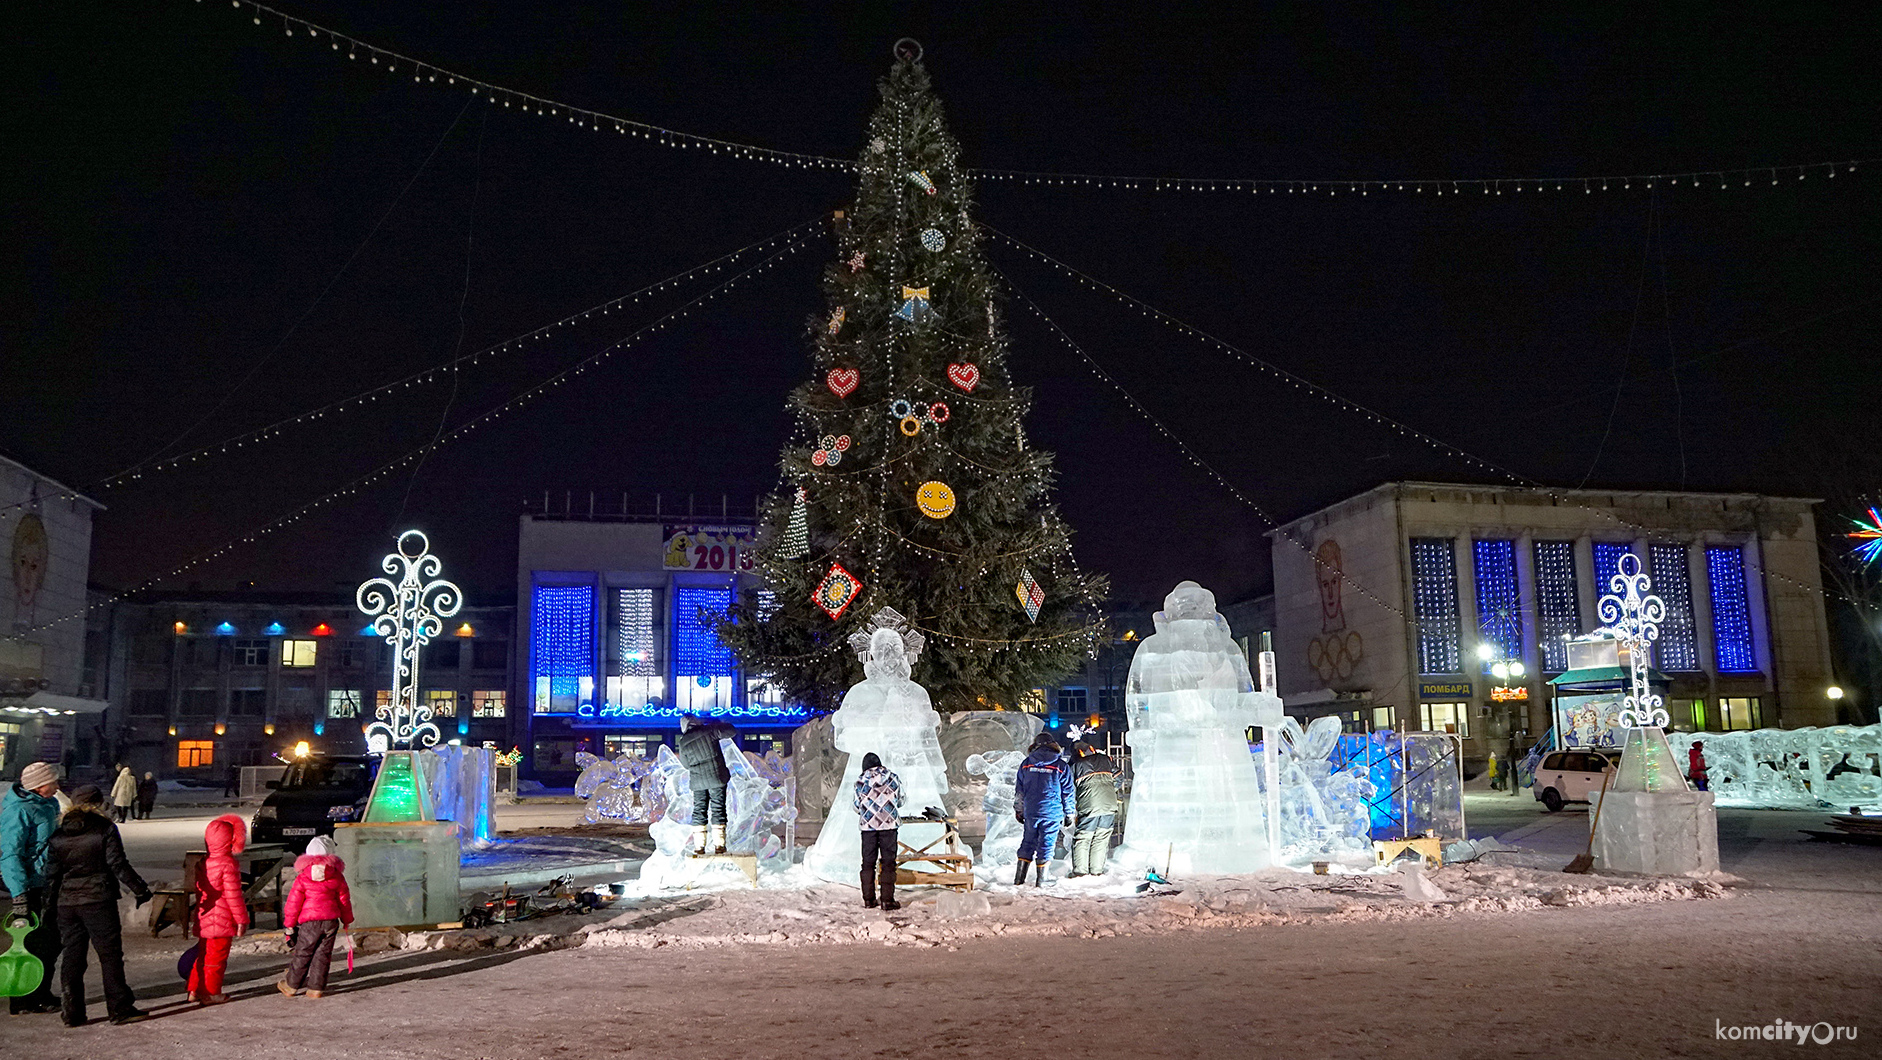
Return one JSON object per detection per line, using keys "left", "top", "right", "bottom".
{"left": 6, "top": 231, "right": 812, "bottom": 642}
{"left": 207, "top": 0, "right": 855, "bottom": 173}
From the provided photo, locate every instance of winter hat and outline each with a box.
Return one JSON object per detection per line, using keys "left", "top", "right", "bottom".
{"left": 205, "top": 813, "right": 248, "bottom": 855}
{"left": 860, "top": 753, "right": 883, "bottom": 771}
{"left": 305, "top": 835, "right": 335, "bottom": 858}
{"left": 1030, "top": 733, "right": 1061, "bottom": 753}
{"left": 69, "top": 784, "right": 104, "bottom": 808}
{"left": 18, "top": 761, "right": 56, "bottom": 790}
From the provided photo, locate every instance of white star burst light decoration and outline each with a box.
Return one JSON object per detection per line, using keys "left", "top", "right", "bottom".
{"left": 1594, "top": 552, "right": 1669, "bottom": 729}
{"left": 357, "top": 530, "right": 463, "bottom": 751}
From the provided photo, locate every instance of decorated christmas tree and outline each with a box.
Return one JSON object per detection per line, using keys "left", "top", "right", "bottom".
{"left": 719, "top": 45, "right": 1107, "bottom": 713}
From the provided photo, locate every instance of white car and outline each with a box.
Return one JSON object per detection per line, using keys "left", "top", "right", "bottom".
{"left": 1533, "top": 748, "right": 1620, "bottom": 812}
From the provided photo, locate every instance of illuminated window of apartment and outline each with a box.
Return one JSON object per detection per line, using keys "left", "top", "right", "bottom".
{"left": 1720, "top": 697, "right": 1762, "bottom": 730}
{"left": 471, "top": 690, "right": 506, "bottom": 718}
{"left": 1372, "top": 707, "right": 1395, "bottom": 730}
{"left": 327, "top": 689, "right": 361, "bottom": 719}
{"left": 282, "top": 640, "right": 317, "bottom": 668}
{"left": 426, "top": 690, "right": 458, "bottom": 717}
{"left": 1019, "top": 688, "right": 1049, "bottom": 714}
{"left": 177, "top": 740, "right": 215, "bottom": 768}
{"left": 375, "top": 690, "right": 392, "bottom": 718}
{"left": 1420, "top": 702, "right": 1470, "bottom": 737}
{"left": 603, "top": 735, "right": 654, "bottom": 759}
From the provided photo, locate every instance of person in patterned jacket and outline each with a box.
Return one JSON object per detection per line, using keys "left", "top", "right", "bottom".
{"left": 852, "top": 753, "right": 904, "bottom": 910}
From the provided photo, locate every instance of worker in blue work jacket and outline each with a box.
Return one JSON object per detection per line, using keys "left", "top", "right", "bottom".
{"left": 1013, "top": 733, "right": 1074, "bottom": 887}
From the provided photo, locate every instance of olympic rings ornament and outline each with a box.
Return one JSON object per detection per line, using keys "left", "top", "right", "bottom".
{"left": 888, "top": 397, "right": 951, "bottom": 433}
{"left": 890, "top": 399, "right": 914, "bottom": 419}
{"left": 899, "top": 416, "right": 923, "bottom": 437}
{"left": 916, "top": 480, "right": 956, "bottom": 519}
{"left": 927, "top": 401, "right": 951, "bottom": 424}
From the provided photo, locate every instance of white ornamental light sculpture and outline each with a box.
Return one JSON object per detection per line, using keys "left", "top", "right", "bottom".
{"left": 1593, "top": 552, "right": 1669, "bottom": 729}
{"left": 357, "top": 530, "right": 463, "bottom": 751}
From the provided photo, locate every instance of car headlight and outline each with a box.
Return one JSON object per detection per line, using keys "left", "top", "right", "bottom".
{"left": 255, "top": 806, "right": 277, "bottom": 821}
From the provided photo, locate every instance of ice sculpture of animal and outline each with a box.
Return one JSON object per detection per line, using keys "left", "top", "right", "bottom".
{"left": 725, "top": 742, "right": 795, "bottom": 867}
{"left": 965, "top": 749, "right": 1026, "bottom": 868}
{"left": 574, "top": 752, "right": 656, "bottom": 824}
{"left": 803, "top": 608, "right": 949, "bottom": 883}
{"left": 1269, "top": 715, "right": 1374, "bottom": 861}
{"left": 1116, "top": 581, "right": 1280, "bottom": 874}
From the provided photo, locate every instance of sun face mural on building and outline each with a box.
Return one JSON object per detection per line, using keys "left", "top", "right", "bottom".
{"left": 11, "top": 513, "right": 49, "bottom": 630}
{"left": 1306, "top": 538, "right": 1363, "bottom": 685}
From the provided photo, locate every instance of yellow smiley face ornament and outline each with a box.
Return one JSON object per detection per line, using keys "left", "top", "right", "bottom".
{"left": 915, "top": 480, "right": 956, "bottom": 519}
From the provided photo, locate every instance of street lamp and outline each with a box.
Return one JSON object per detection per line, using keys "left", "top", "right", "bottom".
{"left": 1827, "top": 685, "right": 1845, "bottom": 700}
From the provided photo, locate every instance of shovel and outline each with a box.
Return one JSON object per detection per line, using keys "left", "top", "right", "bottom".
{"left": 1564, "top": 765, "right": 1613, "bottom": 873}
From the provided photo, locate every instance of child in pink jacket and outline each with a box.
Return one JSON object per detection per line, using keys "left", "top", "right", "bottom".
{"left": 277, "top": 835, "right": 353, "bottom": 998}
{"left": 189, "top": 814, "right": 250, "bottom": 1004}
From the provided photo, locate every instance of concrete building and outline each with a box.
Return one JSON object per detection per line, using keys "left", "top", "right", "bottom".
{"left": 518, "top": 508, "right": 800, "bottom": 782}
{"left": 1, "top": 455, "right": 107, "bottom": 778}
{"left": 1269, "top": 482, "right": 1835, "bottom": 766}
{"left": 102, "top": 593, "right": 516, "bottom": 779}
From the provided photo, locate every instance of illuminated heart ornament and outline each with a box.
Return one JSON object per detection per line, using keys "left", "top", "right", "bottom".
{"left": 826, "top": 368, "right": 859, "bottom": 398}
{"left": 915, "top": 480, "right": 956, "bottom": 519}
{"left": 946, "top": 363, "right": 979, "bottom": 392}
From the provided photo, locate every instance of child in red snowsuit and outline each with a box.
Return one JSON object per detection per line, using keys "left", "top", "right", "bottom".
{"left": 277, "top": 835, "right": 353, "bottom": 998}
{"left": 189, "top": 814, "right": 250, "bottom": 1003}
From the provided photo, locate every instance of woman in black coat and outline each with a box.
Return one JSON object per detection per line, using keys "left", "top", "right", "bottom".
{"left": 44, "top": 785, "right": 152, "bottom": 1027}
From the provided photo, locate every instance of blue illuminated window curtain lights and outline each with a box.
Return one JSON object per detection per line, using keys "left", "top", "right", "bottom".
{"left": 673, "top": 586, "right": 735, "bottom": 678}
{"left": 1409, "top": 538, "right": 1463, "bottom": 675}
{"left": 1533, "top": 541, "right": 1580, "bottom": 672}
{"left": 1706, "top": 546, "right": 1757, "bottom": 672}
{"left": 613, "top": 588, "right": 660, "bottom": 706}
{"left": 1472, "top": 540, "right": 1523, "bottom": 668}
{"left": 1649, "top": 544, "right": 1700, "bottom": 671}
{"left": 532, "top": 585, "right": 595, "bottom": 711}
{"left": 1592, "top": 542, "right": 1633, "bottom": 598}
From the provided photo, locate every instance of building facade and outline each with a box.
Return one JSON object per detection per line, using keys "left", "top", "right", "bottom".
{"left": 518, "top": 512, "right": 804, "bottom": 781}
{"left": 1, "top": 455, "right": 107, "bottom": 778}
{"left": 102, "top": 593, "right": 516, "bottom": 779}
{"left": 1270, "top": 482, "right": 1835, "bottom": 765}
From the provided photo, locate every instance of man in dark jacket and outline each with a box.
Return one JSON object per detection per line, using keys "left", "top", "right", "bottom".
{"left": 1014, "top": 733, "right": 1075, "bottom": 886}
{"left": 44, "top": 785, "right": 151, "bottom": 1026}
{"left": 2, "top": 761, "right": 64, "bottom": 1015}
{"left": 1068, "top": 740, "right": 1121, "bottom": 877}
{"left": 676, "top": 715, "right": 737, "bottom": 855}
{"left": 135, "top": 773, "right": 159, "bottom": 821}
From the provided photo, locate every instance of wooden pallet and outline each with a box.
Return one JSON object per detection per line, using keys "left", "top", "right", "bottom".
{"left": 894, "top": 815, "right": 975, "bottom": 891}
{"left": 687, "top": 852, "right": 759, "bottom": 886}
{"left": 1373, "top": 836, "right": 1444, "bottom": 868}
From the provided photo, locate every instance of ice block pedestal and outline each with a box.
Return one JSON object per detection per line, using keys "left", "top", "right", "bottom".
{"left": 332, "top": 821, "right": 461, "bottom": 928}
{"left": 1591, "top": 727, "right": 1719, "bottom": 875}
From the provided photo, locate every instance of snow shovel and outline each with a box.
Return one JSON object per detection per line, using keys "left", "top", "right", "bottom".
{"left": 0, "top": 913, "right": 45, "bottom": 998}
{"left": 1564, "top": 767, "right": 1613, "bottom": 874}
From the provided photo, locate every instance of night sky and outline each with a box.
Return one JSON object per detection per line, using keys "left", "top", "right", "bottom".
{"left": 5, "top": 2, "right": 1879, "bottom": 616}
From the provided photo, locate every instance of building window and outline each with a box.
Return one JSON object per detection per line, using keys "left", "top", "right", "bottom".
{"left": 234, "top": 639, "right": 268, "bottom": 667}
{"left": 1534, "top": 541, "right": 1580, "bottom": 672}
{"left": 1056, "top": 687, "right": 1089, "bottom": 716}
{"left": 1649, "top": 544, "right": 1700, "bottom": 671}
{"left": 1719, "top": 696, "right": 1762, "bottom": 730}
{"left": 533, "top": 739, "right": 579, "bottom": 772}
{"left": 1472, "top": 540, "right": 1522, "bottom": 666}
{"left": 603, "top": 735, "right": 655, "bottom": 759}
{"left": 745, "top": 732, "right": 787, "bottom": 756}
{"left": 230, "top": 689, "right": 266, "bottom": 716}
{"left": 673, "top": 587, "right": 734, "bottom": 711}
{"left": 611, "top": 588, "right": 663, "bottom": 707}
{"left": 1371, "top": 707, "right": 1395, "bottom": 731}
{"left": 181, "top": 689, "right": 218, "bottom": 716}
{"left": 471, "top": 690, "right": 506, "bottom": 718}
{"left": 532, "top": 584, "right": 596, "bottom": 713}
{"left": 428, "top": 639, "right": 461, "bottom": 670}
{"left": 426, "top": 690, "right": 458, "bottom": 718}
{"left": 130, "top": 689, "right": 169, "bottom": 716}
{"left": 1019, "top": 688, "right": 1049, "bottom": 714}
{"left": 1592, "top": 542, "right": 1634, "bottom": 599}
{"left": 1097, "top": 687, "right": 1126, "bottom": 718}
{"left": 336, "top": 639, "right": 363, "bottom": 669}
{"left": 134, "top": 635, "right": 171, "bottom": 665}
{"left": 1409, "top": 538, "right": 1462, "bottom": 675}
{"left": 472, "top": 639, "right": 509, "bottom": 670}
{"left": 176, "top": 740, "right": 215, "bottom": 768}
{"left": 1419, "top": 701, "right": 1469, "bottom": 737}
{"left": 327, "top": 689, "right": 361, "bottom": 719}
{"left": 1706, "top": 546, "right": 1757, "bottom": 673}
{"left": 282, "top": 640, "right": 317, "bottom": 668}
{"left": 375, "top": 690, "right": 393, "bottom": 720}
{"left": 746, "top": 676, "right": 783, "bottom": 706}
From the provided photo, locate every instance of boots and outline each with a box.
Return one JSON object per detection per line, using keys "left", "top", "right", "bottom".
{"left": 1014, "top": 859, "right": 1031, "bottom": 886}
{"left": 710, "top": 824, "right": 727, "bottom": 855}
{"left": 690, "top": 825, "right": 708, "bottom": 857}
{"left": 860, "top": 870, "right": 878, "bottom": 908}
{"left": 1033, "top": 859, "right": 1046, "bottom": 887}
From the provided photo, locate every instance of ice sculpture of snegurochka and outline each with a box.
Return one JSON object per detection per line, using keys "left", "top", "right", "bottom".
{"left": 965, "top": 749, "right": 1027, "bottom": 869}
{"left": 1116, "top": 581, "right": 1282, "bottom": 874}
{"left": 803, "top": 608, "right": 950, "bottom": 884}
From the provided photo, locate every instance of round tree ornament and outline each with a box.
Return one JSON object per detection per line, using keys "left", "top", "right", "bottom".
{"left": 919, "top": 228, "right": 946, "bottom": 252}
{"left": 916, "top": 481, "right": 956, "bottom": 519}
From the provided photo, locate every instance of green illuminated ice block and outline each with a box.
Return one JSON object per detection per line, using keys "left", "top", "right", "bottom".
{"left": 364, "top": 750, "right": 437, "bottom": 823}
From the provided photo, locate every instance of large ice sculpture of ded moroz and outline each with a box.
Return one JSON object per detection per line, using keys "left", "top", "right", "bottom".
{"left": 804, "top": 608, "right": 950, "bottom": 883}
{"left": 1117, "top": 581, "right": 1281, "bottom": 874}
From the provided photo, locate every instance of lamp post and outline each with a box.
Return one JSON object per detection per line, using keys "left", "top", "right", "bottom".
{"left": 357, "top": 530, "right": 463, "bottom": 753}
{"left": 1475, "top": 643, "right": 1528, "bottom": 796}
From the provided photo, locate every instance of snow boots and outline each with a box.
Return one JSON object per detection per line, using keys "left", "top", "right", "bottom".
{"left": 690, "top": 825, "right": 709, "bottom": 856}
{"left": 1033, "top": 859, "right": 1046, "bottom": 887}
{"left": 861, "top": 870, "right": 878, "bottom": 908}
{"left": 1013, "top": 859, "right": 1031, "bottom": 886}
{"left": 710, "top": 824, "right": 727, "bottom": 855}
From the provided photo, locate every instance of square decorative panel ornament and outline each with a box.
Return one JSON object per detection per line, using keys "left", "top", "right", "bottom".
{"left": 813, "top": 562, "right": 864, "bottom": 620}
{"left": 1016, "top": 567, "right": 1044, "bottom": 623}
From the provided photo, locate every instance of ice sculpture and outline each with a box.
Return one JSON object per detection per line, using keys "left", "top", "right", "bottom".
{"left": 575, "top": 751, "right": 657, "bottom": 824}
{"left": 803, "top": 608, "right": 949, "bottom": 883}
{"left": 332, "top": 819, "right": 459, "bottom": 928}
{"left": 725, "top": 745, "right": 795, "bottom": 866}
{"left": 1666, "top": 723, "right": 1882, "bottom": 810}
{"left": 1262, "top": 716, "right": 1376, "bottom": 863}
{"left": 425, "top": 745, "right": 495, "bottom": 843}
{"left": 635, "top": 740, "right": 796, "bottom": 889}
{"left": 1593, "top": 727, "right": 1718, "bottom": 874}
{"left": 1116, "top": 581, "right": 1280, "bottom": 874}
{"left": 942, "top": 711, "right": 1044, "bottom": 831}
{"left": 965, "top": 749, "right": 1027, "bottom": 868}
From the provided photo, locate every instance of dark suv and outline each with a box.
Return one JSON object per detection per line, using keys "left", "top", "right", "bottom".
{"left": 251, "top": 755, "right": 376, "bottom": 853}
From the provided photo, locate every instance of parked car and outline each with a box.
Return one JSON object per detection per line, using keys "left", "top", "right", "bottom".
{"left": 251, "top": 754, "right": 376, "bottom": 852}
{"left": 1532, "top": 748, "right": 1622, "bottom": 812}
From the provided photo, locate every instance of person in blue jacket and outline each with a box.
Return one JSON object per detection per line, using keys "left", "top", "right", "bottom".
{"left": 1013, "top": 733, "right": 1074, "bottom": 887}
{"left": 2, "top": 761, "right": 65, "bottom": 1014}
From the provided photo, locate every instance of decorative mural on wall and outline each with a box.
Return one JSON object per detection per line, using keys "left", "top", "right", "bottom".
{"left": 11, "top": 513, "right": 48, "bottom": 631}
{"left": 1306, "top": 538, "right": 1364, "bottom": 684}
